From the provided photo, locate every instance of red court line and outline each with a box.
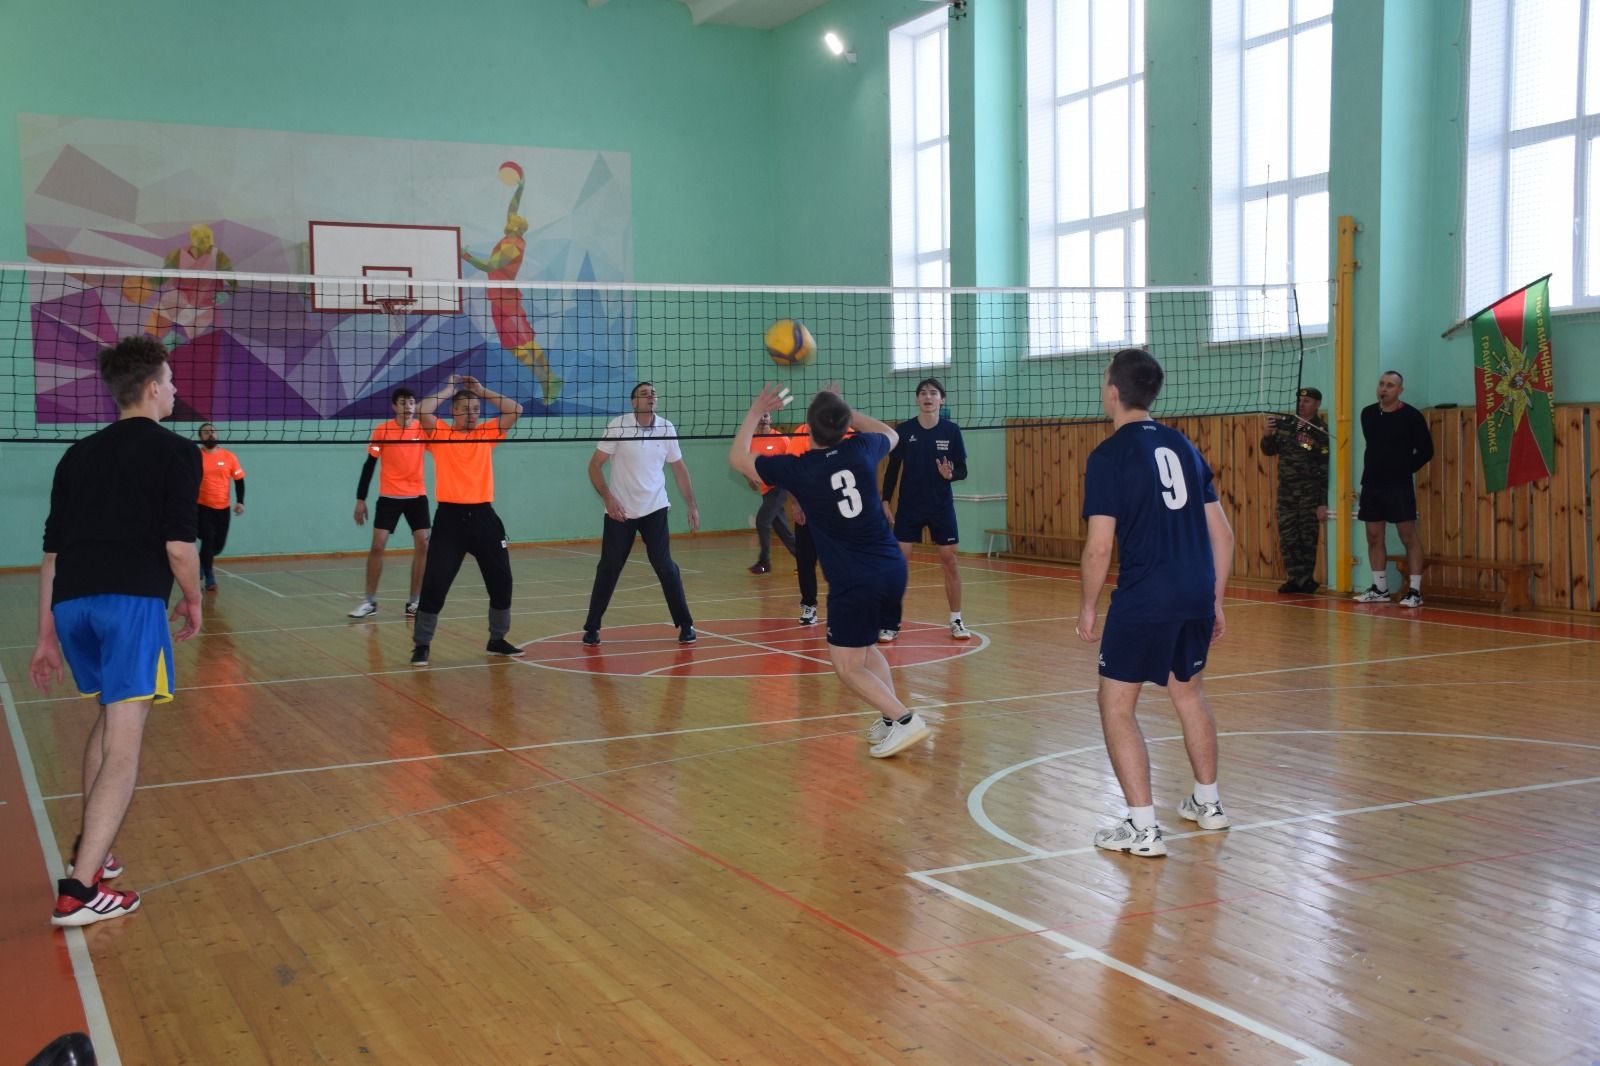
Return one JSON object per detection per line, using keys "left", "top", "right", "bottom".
{"left": 218, "top": 594, "right": 901, "bottom": 958}
{"left": 0, "top": 685, "right": 91, "bottom": 1062}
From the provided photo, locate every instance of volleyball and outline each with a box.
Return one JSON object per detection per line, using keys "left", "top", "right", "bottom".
{"left": 764, "top": 319, "right": 815, "bottom": 367}
{"left": 499, "top": 161, "right": 523, "bottom": 186}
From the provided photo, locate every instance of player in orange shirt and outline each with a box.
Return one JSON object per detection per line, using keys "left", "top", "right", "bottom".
{"left": 745, "top": 410, "right": 796, "bottom": 574}
{"left": 195, "top": 423, "right": 245, "bottom": 591}
{"left": 349, "top": 388, "right": 432, "bottom": 619}
{"left": 408, "top": 374, "right": 523, "bottom": 667}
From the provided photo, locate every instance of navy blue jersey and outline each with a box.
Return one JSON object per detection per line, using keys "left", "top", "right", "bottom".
{"left": 884, "top": 416, "right": 966, "bottom": 512}
{"left": 756, "top": 433, "right": 902, "bottom": 584}
{"left": 1082, "top": 420, "right": 1219, "bottom": 621}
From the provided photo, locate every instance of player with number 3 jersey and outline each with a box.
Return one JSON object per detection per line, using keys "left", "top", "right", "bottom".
{"left": 731, "top": 384, "right": 932, "bottom": 759}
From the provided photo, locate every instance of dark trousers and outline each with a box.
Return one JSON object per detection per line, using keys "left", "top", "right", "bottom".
{"left": 584, "top": 507, "right": 692, "bottom": 631}
{"left": 1277, "top": 499, "right": 1322, "bottom": 584}
{"left": 755, "top": 489, "right": 796, "bottom": 565}
{"left": 418, "top": 503, "right": 513, "bottom": 615}
{"left": 197, "top": 505, "right": 231, "bottom": 581}
{"left": 795, "top": 519, "right": 818, "bottom": 608}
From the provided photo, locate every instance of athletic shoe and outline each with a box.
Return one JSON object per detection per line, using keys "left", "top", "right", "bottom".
{"left": 1399, "top": 588, "right": 1424, "bottom": 608}
{"left": 798, "top": 604, "right": 818, "bottom": 625}
{"left": 1093, "top": 819, "right": 1167, "bottom": 857}
{"left": 409, "top": 644, "right": 430, "bottom": 667}
{"left": 205, "top": 581, "right": 218, "bottom": 593}
{"left": 348, "top": 600, "right": 378, "bottom": 619}
{"left": 1353, "top": 585, "right": 1390, "bottom": 603}
{"left": 405, "top": 600, "right": 419, "bottom": 617}
{"left": 51, "top": 880, "right": 141, "bottom": 927}
{"left": 748, "top": 562, "right": 771, "bottom": 574}
{"left": 582, "top": 630, "right": 601, "bottom": 647}
{"left": 877, "top": 629, "right": 898, "bottom": 644}
{"left": 865, "top": 716, "right": 895, "bottom": 744}
{"left": 678, "top": 625, "right": 698, "bottom": 644}
{"left": 869, "top": 713, "right": 932, "bottom": 758}
{"left": 950, "top": 619, "right": 972, "bottom": 640}
{"left": 485, "top": 638, "right": 521, "bottom": 656}
{"left": 67, "top": 836, "right": 123, "bottom": 881}
{"left": 1177, "top": 794, "right": 1232, "bottom": 830}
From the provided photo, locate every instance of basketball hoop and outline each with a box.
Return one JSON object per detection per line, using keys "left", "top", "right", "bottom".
{"left": 374, "top": 297, "right": 415, "bottom": 334}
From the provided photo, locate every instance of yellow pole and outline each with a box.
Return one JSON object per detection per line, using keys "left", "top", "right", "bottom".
{"left": 1334, "top": 215, "right": 1360, "bottom": 592}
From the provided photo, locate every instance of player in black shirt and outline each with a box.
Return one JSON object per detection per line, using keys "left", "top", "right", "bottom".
{"left": 1352, "top": 371, "right": 1435, "bottom": 607}
{"left": 31, "top": 336, "right": 203, "bottom": 927}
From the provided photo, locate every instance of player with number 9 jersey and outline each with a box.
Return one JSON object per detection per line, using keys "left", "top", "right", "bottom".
{"left": 1082, "top": 421, "right": 1219, "bottom": 622}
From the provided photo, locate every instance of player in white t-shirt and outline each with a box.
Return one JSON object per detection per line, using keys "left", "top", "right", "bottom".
{"left": 581, "top": 382, "right": 700, "bottom": 645}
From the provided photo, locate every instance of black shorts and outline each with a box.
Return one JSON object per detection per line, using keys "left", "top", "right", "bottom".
{"left": 1357, "top": 482, "right": 1417, "bottom": 524}
{"left": 893, "top": 503, "right": 959, "bottom": 546}
{"left": 825, "top": 560, "right": 908, "bottom": 648}
{"left": 374, "top": 495, "right": 431, "bottom": 534}
{"left": 1098, "top": 613, "right": 1214, "bottom": 686}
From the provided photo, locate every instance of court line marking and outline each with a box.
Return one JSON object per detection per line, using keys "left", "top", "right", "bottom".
{"left": 212, "top": 567, "right": 285, "bottom": 598}
{"left": 0, "top": 663, "right": 122, "bottom": 1064}
{"left": 906, "top": 869, "right": 1348, "bottom": 1065}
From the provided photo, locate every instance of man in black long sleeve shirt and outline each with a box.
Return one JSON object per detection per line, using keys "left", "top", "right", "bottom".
{"left": 1353, "top": 370, "right": 1434, "bottom": 607}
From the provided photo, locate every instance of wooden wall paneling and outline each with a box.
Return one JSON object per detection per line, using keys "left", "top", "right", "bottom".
{"left": 1590, "top": 407, "right": 1600, "bottom": 610}
{"left": 1570, "top": 407, "right": 1592, "bottom": 610}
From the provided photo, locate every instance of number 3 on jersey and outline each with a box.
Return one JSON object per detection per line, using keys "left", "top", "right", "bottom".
{"left": 1154, "top": 447, "right": 1188, "bottom": 510}
{"left": 831, "top": 469, "right": 863, "bottom": 517}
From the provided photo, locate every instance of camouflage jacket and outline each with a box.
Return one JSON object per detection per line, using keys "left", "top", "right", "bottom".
{"left": 1261, "top": 415, "right": 1329, "bottom": 495}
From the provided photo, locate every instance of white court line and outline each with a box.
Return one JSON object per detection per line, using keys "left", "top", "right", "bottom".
{"left": 0, "top": 664, "right": 122, "bottom": 1063}
{"left": 906, "top": 870, "right": 1348, "bottom": 1066}
{"left": 213, "top": 567, "right": 286, "bottom": 598}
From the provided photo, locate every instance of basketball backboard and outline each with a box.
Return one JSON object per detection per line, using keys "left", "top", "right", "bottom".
{"left": 308, "top": 221, "right": 462, "bottom": 313}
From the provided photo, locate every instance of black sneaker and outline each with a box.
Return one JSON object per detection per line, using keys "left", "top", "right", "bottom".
{"left": 486, "top": 638, "right": 520, "bottom": 656}
{"left": 409, "top": 644, "right": 430, "bottom": 667}
{"left": 581, "top": 630, "right": 601, "bottom": 647}
{"left": 678, "top": 625, "right": 697, "bottom": 644}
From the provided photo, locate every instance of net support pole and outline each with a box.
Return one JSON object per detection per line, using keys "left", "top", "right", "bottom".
{"left": 1333, "top": 215, "right": 1360, "bottom": 593}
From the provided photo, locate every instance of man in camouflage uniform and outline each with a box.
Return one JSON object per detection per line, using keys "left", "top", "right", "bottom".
{"left": 1261, "top": 386, "right": 1330, "bottom": 593}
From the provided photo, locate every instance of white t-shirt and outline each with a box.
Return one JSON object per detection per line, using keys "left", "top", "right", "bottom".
{"left": 596, "top": 414, "right": 683, "bottom": 519}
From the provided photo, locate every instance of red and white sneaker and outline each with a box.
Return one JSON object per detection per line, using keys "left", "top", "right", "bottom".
{"left": 52, "top": 880, "right": 141, "bottom": 927}
{"left": 67, "top": 836, "right": 124, "bottom": 880}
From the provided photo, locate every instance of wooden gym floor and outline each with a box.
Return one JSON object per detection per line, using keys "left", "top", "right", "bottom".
{"left": 1, "top": 532, "right": 1597, "bottom": 1064}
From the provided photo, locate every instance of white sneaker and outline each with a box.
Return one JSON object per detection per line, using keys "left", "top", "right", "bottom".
{"left": 1177, "top": 794, "right": 1231, "bottom": 830}
{"left": 869, "top": 712, "right": 931, "bottom": 758}
{"left": 1398, "top": 589, "right": 1423, "bottom": 608}
{"left": 348, "top": 600, "right": 378, "bottom": 619}
{"left": 1093, "top": 818, "right": 1167, "bottom": 857}
{"left": 799, "top": 604, "right": 818, "bottom": 625}
{"left": 865, "top": 716, "right": 894, "bottom": 743}
{"left": 950, "top": 618, "right": 972, "bottom": 640}
{"left": 1353, "top": 585, "right": 1390, "bottom": 603}
{"left": 405, "top": 600, "right": 419, "bottom": 616}
{"left": 877, "top": 629, "right": 898, "bottom": 644}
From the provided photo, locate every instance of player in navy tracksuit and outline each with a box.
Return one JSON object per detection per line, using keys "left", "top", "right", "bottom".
{"left": 1075, "top": 348, "right": 1237, "bottom": 858}
{"left": 730, "top": 384, "right": 933, "bottom": 759}
{"left": 880, "top": 378, "right": 970, "bottom": 641}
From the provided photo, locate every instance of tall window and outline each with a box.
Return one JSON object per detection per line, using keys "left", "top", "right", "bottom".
{"left": 1464, "top": 0, "right": 1599, "bottom": 314}
{"left": 1026, "top": 0, "right": 1146, "bottom": 357}
{"left": 890, "top": 7, "right": 951, "bottom": 370}
{"left": 1212, "top": 0, "right": 1333, "bottom": 340}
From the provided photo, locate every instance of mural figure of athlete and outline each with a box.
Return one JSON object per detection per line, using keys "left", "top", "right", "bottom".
{"left": 461, "top": 163, "right": 561, "bottom": 404}
{"left": 146, "top": 223, "right": 235, "bottom": 346}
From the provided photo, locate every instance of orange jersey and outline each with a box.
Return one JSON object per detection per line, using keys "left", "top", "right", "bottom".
{"left": 749, "top": 431, "right": 791, "bottom": 493}
{"left": 197, "top": 446, "right": 244, "bottom": 508}
{"left": 369, "top": 419, "right": 429, "bottom": 498}
{"left": 428, "top": 422, "right": 504, "bottom": 503}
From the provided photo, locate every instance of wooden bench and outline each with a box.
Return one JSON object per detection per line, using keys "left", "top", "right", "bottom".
{"left": 985, "top": 529, "right": 1086, "bottom": 562}
{"left": 1423, "top": 556, "right": 1541, "bottom": 612}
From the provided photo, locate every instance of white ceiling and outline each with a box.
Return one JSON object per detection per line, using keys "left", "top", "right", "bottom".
{"left": 586, "top": 0, "right": 833, "bottom": 31}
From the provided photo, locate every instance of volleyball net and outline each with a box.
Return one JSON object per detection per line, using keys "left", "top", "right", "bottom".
{"left": 1, "top": 263, "right": 1310, "bottom": 443}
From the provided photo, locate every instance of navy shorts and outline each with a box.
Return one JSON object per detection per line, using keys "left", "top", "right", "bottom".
{"left": 1098, "top": 612, "right": 1214, "bottom": 686}
{"left": 893, "top": 503, "right": 959, "bottom": 546}
{"left": 374, "top": 495, "right": 431, "bottom": 534}
{"left": 53, "top": 594, "right": 175, "bottom": 704}
{"left": 825, "top": 560, "right": 908, "bottom": 648}
{"left": 1357, "top": 482, "right": 1417, "bottom": 524}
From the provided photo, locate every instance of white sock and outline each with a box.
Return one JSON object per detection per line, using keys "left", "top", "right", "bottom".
{"left": 1408, "top": 574, "right": 1422, "bottom": 591}
{"left": 1128, "top": 805, "right": 1157, "bottom": 830}
{"left": 950, "top": 611, "right": 962, "bottom": 623}
{"left": 1372, "top": 573, "right": 1389, "bottom": 593}
{"left": 1193, "top": 780, "right": 1220, "bottom": 804}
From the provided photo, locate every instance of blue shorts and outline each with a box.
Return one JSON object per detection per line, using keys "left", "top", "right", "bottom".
{"left": 893, "top": 503, "right": 959, "bottom": 546}
{"left": 1098, "top": 612, "right": 1214, "bottom": 686}
{"left": 825, "top": 561, "right": 908, "bottom": 648}
{"left": 53, "top": 594, "right": 175, "bottom": 705}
